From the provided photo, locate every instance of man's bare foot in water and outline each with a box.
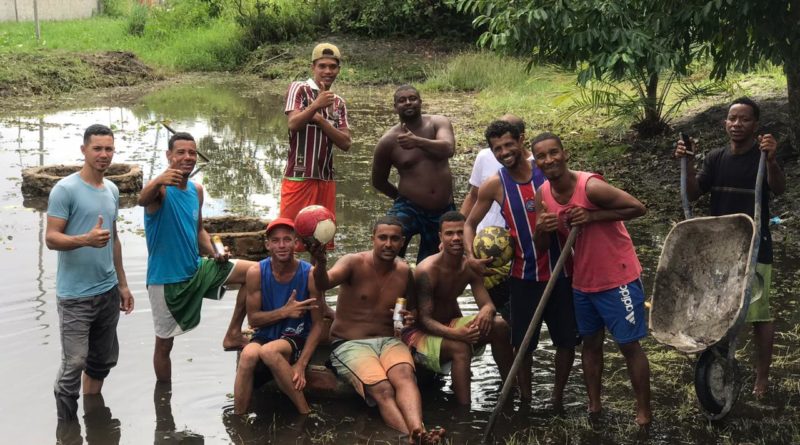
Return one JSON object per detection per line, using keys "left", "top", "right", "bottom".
{"left": 635, "top": 407, "right": 652, "bottom": 427}
{"left": 551, "top": 395, "right": 564, "bottom": 414}
{"left": 222, "top": 332, "right": 249, "bottom": 351}
{"left": 753, "top": 377, "right": 769, "bottom": 399}
{"left": 411, "top": 427, "right": 446, "bottom": 445}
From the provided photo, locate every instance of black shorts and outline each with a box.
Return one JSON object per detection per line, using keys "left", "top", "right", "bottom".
{"left": 508, "top": 277, "right": 580, "bottom": 353}
{"left": 488, "top": 278, "right": 511, "bottom": 322}
{"left": 250, "top": 335, "right": 306, "bottom": 388}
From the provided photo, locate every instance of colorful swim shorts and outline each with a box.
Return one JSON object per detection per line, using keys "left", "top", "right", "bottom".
{"left": 329, "top": 336, "right": 414, "bottom": 406}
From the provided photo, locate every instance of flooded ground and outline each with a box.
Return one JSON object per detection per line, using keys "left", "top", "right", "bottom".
{"left": 0, "top": 76, "right": 798, "bottom": 444}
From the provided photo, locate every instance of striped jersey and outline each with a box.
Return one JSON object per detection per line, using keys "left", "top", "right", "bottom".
{"left": 284, "top": 78, "right": 350, "bottom": 181}
{"left": 499, "top": 161, "right": 571, "bottom": 281}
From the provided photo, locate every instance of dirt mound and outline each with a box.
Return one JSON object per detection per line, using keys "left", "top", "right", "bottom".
{"left": 79, "top": 51, "right": 157, "bottom": 87}
{"left": 0, "top": 51, "right": 159, "bottom": 98}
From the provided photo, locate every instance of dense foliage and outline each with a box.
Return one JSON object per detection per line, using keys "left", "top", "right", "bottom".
{"left": 326, "top": 0, "right": 475, "bottom": 38}
{"left": 688, "top": 0, "right": 800, "bottom": 150}
{"left": 232, "top": 0, "right": 325, "bottom": 49}
{"left": 458, "top": 0, "right": 800, "bottom": 142}
{"left": 457, "top": 0, "right": 705, "bottom": 136}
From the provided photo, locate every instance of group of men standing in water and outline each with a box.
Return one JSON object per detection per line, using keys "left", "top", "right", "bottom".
{"left": 46, "top": 41, "right": 784, "bottom": 443}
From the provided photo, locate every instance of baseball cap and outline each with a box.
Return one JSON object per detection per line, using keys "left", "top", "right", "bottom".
{"left": 266, "top": 217, "right": 295, "bottom": 236}
{"left": 311, "top": 43, "right": 341, "bottom": 63}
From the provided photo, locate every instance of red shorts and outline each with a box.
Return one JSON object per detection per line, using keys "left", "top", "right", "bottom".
{"left": 280, "top": 178, "right": 336, "bottom": 250}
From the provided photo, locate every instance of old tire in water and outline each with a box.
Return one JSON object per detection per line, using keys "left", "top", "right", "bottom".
{"left": 694, "top": 348, "right": 740, "bottom": 419}
{"left": 21, "top": 163, "right": 142, "bottom": 197}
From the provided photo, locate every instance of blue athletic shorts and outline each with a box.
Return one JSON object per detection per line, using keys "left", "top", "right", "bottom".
{"left": 386, "top": 196, "right": 455, "bottom": 264}
{"left": 573, "top": 279, "right": 647, "bottom": 344}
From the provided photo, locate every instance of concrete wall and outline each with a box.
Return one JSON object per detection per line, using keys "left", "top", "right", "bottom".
{"left": 0, "top": 0, "right": 100, "bottom": 22}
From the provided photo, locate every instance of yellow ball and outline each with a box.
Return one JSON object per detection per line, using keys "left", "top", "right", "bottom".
{"left": 473, "top": 226, "right": 514, "bottom": 268}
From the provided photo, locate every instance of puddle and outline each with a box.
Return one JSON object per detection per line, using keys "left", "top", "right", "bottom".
{"left": 0, "top": 76, "right": 798, "bottom": 444}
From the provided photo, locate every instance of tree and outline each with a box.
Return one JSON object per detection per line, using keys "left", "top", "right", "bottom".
{"left": 688, "top": 0, "right": 800, "bottom": 151}
{"left": 457, "top": 0, "right": 703, "bottom": 136}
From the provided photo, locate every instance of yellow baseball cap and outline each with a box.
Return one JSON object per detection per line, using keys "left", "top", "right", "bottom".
{"left": 311, "top": 43, "right": 341, "bottom": 63}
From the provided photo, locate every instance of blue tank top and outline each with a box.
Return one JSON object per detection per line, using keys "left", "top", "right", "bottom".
{"left": 251, "top": 258, "right": 312, "bottom": 343}
{"left": 145, "top": 183, "right": 201, "bottom": 285}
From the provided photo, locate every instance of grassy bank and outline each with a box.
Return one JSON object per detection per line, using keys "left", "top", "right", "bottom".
{"left": 0, "top": 17, "right": 246, "bottom": 71}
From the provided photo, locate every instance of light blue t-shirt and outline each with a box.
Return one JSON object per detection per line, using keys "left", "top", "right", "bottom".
{"left": 47, "top": 172, "right": 119, "bottom": 299}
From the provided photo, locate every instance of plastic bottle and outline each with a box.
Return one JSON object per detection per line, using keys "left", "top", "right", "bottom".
{"left": 212, "top": 235, "right": 226, "bottom": 256}
{"left": 393, "top": 297, "right": 407, "bottom": 333}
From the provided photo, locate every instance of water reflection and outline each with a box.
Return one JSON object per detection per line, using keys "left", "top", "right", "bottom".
{"left": 55, "top": 394, "right": 121, "bottom": 445}
{"left": 154, "top": 382, "right": 204, "bottom": 444}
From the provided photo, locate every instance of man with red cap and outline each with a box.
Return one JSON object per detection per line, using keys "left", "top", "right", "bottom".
{"left": 233, "top": 218, "right": 325, "bottom": 414}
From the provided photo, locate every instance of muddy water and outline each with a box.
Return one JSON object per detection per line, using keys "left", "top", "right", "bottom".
{"left": 1, "top": 77, "right": 798, "bottom": 444}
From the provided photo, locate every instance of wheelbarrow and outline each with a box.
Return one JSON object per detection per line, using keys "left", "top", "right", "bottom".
{"left": 649, "top": 149, "right": 766, "bottom": 419}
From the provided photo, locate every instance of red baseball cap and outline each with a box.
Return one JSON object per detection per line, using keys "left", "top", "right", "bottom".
{"left": 266, "top": 217, "right": 295, "bottom": 236}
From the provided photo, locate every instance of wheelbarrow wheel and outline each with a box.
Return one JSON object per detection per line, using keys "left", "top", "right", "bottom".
{"left": 694, "top": 348, "right": 741, "bottom": 419}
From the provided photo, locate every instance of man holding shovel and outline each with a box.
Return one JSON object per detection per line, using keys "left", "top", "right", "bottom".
{"left": 281, "top": 43, "right": 352, "bottom": 232}
{"left": 532, "top": 132, "right": 651, "bottom": 426}
{"left": 674, "top": 97, "right": 785, "bottom": 398}
{"left": 463, "top": 121, "right": 579, "bottom": 409}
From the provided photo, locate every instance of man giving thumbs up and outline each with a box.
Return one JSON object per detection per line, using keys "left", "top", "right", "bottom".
{"left": 46, "top": 124, "right": 134, "bottom": 421}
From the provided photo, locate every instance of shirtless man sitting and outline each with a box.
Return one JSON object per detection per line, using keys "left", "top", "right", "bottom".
{"left": 371, "top": 85, "right": 456, "bottom": 264}
{"left": 403, "top": 211, "right": 513, "bottom": 405}
{"left": 312, "top": 216, "right": 444, "bottom": 444}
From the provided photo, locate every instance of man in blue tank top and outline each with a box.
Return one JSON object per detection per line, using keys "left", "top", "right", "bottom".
{"left": 233, "top": 218, "right": 324, "bottom": 414}
{"left": 46, "top": 124, "right": 135, "bottom": 421}
{"left": 139, "top": 132, "right": 256, "bottom": 382}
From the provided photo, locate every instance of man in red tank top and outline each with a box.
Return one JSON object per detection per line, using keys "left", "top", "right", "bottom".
{"left": 464, "top": 121, "right": 580, "bottom": 409}
{"left": 532, "top": 132, "right": 652, "bottom": 426}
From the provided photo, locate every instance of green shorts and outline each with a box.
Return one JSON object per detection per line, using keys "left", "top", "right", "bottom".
{"left": 401, "top": 315, "right": 486, "bottom": 374}
{"left": 745, "top": 263, "right": 773, "bottom": 323}
{"left": 148, "top": 258, "right": 236, "bottom": 338}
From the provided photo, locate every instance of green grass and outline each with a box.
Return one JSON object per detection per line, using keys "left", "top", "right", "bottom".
{"left": 0, "top": 16, "right": 246, "bottom": 71}
{"left": 420, "top": 52, "right": 595, "bottom": 146}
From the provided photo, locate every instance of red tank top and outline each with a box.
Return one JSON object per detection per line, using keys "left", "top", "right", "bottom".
{"left": 539, "top": 172, "right": 642, "bottom": 292}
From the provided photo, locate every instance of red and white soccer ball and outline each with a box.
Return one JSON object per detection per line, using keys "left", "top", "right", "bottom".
{"left": 294, "top": 205, "right": 336, "bottom": 244}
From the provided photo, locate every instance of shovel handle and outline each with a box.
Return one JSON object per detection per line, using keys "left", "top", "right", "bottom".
{"left": 481, "top": 226, "right": 579, "bottom": 444}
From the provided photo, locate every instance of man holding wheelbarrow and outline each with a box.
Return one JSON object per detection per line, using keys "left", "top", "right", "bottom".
{"left": 532, "top": 132, "right": 652, "bottom": 426}
{"left": 674, "top": 97, "right": 786, "bottom": 398}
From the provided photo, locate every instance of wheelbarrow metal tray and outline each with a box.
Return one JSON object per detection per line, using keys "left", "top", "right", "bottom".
{"left": 650, "top": 214, "right": 756, "bottom": 353}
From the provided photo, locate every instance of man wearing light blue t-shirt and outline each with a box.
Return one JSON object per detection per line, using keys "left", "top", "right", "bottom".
{"left": 46, "top": 124, "right": 135, "bottom": 421}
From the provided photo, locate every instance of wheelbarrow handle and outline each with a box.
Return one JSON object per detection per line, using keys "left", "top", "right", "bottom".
{"left": 680, "top": 156, "right": 693, "bottom": 220}
{"left": 752, "top": 149, "right": 766, "bottom": 242}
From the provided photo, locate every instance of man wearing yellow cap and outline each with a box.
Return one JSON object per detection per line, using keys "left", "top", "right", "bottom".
{"left": 281, "top": 43, "right": 352, "bottom": 243}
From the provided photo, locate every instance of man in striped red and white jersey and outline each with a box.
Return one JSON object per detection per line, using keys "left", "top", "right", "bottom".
{"left": 281, "top": 43, "right": 352, "bottom": 233}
